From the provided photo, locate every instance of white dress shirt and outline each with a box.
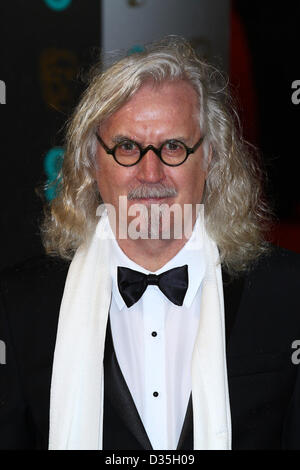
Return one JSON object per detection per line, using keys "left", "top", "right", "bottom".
{"left": 108, "top": 216, "right": 206, "bottom": 450}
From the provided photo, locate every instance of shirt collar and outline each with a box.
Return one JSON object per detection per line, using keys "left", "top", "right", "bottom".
{"left": 109, "top": 213, "right": 206, "bottom": 310}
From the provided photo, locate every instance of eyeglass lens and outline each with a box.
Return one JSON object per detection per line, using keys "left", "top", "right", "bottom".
{"left": 114, "top": 140, "right": 187, "bottom": 166}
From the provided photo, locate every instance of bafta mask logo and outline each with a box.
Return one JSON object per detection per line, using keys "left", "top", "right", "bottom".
{"left": 39, "top": 48, "right": 78, "bottom": 112}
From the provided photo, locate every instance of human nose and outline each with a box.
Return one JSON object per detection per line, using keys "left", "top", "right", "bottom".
{"left": 136, "top": 149, "right": 165, "bottom": 183}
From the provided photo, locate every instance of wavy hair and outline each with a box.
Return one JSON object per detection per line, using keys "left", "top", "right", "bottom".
{"left": 41, "top": 36, "right": 272, "bottom": 275}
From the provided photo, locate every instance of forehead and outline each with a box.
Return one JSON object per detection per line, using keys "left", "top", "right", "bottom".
{"left": 101, "top": 80, "right": 200, "bottom": 137}
{"left": 124, "top": 79, "right": 199, "bottom": 107}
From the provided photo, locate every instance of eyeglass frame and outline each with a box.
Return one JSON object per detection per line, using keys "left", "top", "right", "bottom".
{"left": 95, "top": 132, "right": 205, "bottom": 167}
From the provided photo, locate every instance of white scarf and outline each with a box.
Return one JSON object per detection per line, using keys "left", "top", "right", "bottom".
{"left": 48, "top": 212, "right": 231, "bottom": 450}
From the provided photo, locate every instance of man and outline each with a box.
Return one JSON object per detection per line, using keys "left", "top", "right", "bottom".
{"left": 0, "top": 36, "right": 300, "bottom": 450}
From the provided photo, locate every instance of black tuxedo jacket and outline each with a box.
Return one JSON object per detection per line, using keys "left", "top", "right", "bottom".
{"left": 0, "top": 245, "right": 300, "bottom": 450}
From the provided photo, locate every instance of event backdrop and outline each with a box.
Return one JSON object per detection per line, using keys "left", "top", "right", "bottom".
{"left": 101, "top": 0, "right": 229, "bottom": 70}
{"left": 0, "top": 0, "right": 101, "bottom": 269}
{"left": 231, "top": 1, "right": 300, "bottom": 251}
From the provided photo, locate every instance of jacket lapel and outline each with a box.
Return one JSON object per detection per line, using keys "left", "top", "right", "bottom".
{"left": 222, "top": 268, "right": 245, "bottom": 347}
{"left": 176, "top": 395, "right": 193, "bottom": 449}
{"left": 103, "top": 318, "right": 153, "bottom": 450}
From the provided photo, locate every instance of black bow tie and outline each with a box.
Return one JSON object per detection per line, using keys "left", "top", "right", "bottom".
{"left": 117, "top": 265, "right": 189, "bottom": 308}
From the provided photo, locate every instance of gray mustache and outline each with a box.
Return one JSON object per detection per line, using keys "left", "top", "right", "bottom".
{"left": 127, "top": 183, "right": 177, "bottom": 200}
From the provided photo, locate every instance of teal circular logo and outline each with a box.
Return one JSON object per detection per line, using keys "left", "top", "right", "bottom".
{"left": 44, "top": 147, "right": 64, "bottom": 201}
{"left": 127, "top": 45, "right": 145, "bottom": 55}
{"left": 44, "top": 0, "right": 72, "bottom": 11}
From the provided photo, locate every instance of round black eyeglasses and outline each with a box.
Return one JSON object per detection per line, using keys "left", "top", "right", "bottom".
{"left": 95, "top": 133, "right": 205, "bottom": 167}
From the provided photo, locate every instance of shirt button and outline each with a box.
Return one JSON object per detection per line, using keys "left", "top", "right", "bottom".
{"left": 151, "top": 331, "right": 157, "bottom": 337}
{"left": 153, "top": 391, "right": 159, "bottom": 397}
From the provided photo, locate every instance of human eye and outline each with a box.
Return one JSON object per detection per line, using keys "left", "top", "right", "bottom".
{"left": 163, "top": 140, "right": 185, "bottom": 154}
{"left": 117, "top": 140, "right": 139, "bottom": 155}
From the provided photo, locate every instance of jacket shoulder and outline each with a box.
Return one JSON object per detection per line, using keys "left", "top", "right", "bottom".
{"left": 229, "top": 245, "right": 300, "bottom": 353}
{"left": 246, "top": 244, "right": 300, "bottom": 288}
{"left": 0, "top": 255, "right": 70, "bottom": 367}
{"left": 0, "top": 255, "right": 70, "bottom": 316}
{"left": 0, "top": 255, "right": 70, "bottom": 294}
